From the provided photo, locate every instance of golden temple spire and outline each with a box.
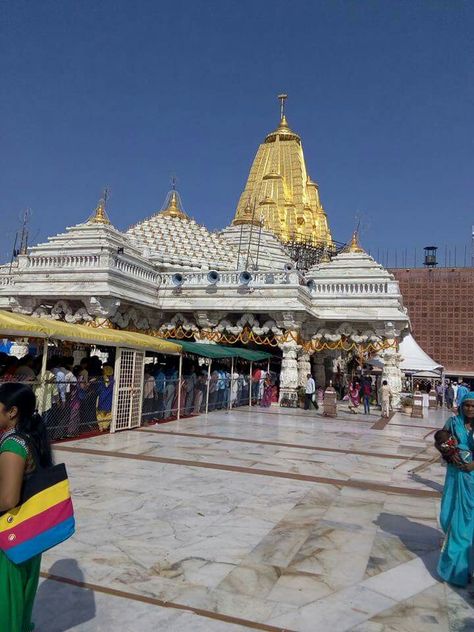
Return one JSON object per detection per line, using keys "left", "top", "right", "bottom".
{"left": 232, "top": 96, "right": 332, "bottom": 247}
{"left": 346, "top": 231, "right": 365, "bottom": 253}
{"left": 89, "top": 189, "right": 111, "bottom": 225}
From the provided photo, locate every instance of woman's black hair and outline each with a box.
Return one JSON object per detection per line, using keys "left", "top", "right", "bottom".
{"left": 0, "top": 383, "right": 53, "bottom": 468}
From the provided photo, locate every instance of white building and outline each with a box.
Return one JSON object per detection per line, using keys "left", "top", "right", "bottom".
{"left": 0, "top": 102, "right": 410, "bottom": 405}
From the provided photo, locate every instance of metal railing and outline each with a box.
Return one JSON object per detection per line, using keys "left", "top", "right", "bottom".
{"left": 0, "top": 373, "right": 275, "bottom": 439}
{"left": 0, "top": 377, "right": 112, "bottom": 440}
{"left": 140, "top": 373, "right": 275, "bottom": 423}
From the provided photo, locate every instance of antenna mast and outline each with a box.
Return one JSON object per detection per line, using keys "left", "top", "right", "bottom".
{"left": 19, "top": 208, "right": 30, "bottom": 255}
{"left": 9, "top": 208, "right": 30, "bottom": 274}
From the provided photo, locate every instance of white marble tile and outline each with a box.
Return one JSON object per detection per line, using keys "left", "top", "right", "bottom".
{"left": 268, "top": 585, "right": 397, "bottom": 632}
{"left": 33, "top": 577, "right": 257, "bottom": 632}
{"left": 361, "top": 553, "right": 439, "bottom": 601}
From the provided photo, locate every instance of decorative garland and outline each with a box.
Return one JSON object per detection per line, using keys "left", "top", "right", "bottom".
{"left": 303, "top": 338, "right": 397, "bottom": 354}
{"left": 84, "top": 318, "right": 116, "bottom": 329}
{"left": 150, "top": 325, "right": 397, "bottom": 355}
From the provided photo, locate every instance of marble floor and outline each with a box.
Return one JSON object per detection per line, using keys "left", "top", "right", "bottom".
{"left": 33, "top": 405, "right": 474, "bottom": 631}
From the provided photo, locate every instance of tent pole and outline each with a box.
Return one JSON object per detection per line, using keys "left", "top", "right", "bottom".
{"left": 249, "top": 361, "right": 253, "bottom": 408}
{"left": 40, "top": 338, "right": 49, "bottom": 414}
{"left": 441, "top": 369, "right": 445, "bottom": 407}
{"left": 205, "top": 359, "right": 212, "bottom": 414}
{"left": 229, "top": 357, "right": 234, "bottom": 410}
{"left": 177, "top": 354, "right": 183, "bottom": 420}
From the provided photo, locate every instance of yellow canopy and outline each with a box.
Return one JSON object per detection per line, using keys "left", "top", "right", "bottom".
{"left": 0, "top": 310, "right": 181, "bottom": 355}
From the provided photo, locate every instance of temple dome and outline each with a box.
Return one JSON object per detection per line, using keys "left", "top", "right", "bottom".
{"left": 159, "top": 190, "right": 189, "bottom": 220}
{"left": 126, "top": 188, "right": 238, "bottom": 271}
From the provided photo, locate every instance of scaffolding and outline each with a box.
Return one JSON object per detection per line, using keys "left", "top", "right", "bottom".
{"left": 284, "top": 235, "right": 346, "bottom": 270}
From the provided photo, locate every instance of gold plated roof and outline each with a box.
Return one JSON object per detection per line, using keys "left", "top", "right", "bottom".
{"left": 232, "top": 96, "right": 332, "bottom": 246}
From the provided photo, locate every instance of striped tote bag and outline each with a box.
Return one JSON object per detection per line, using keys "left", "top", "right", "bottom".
{"left": 0, "top": 434, "right": 75, "bottom": 564}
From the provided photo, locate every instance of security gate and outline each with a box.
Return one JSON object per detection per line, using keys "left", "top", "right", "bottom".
{"left": 111, "top": 348, "right": 145, "bottom": 432}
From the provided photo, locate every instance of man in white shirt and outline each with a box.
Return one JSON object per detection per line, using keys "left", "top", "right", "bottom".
{"left": 452, "top": 382, "right": 459, "bottom": 411}
{"left": 380, "top": 380, "right": 392, "bottom": 418}
{"left": 305, "top": 373, "right": 317, "bottom": 410}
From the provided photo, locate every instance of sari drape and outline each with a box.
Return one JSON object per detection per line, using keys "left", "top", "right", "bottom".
{"left": 438, "top": 393, "right": 474, "bottom": 587}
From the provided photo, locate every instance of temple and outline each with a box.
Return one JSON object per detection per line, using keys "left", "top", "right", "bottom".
{"left": 0, "top": 97, "right": 409, "bottom": 405}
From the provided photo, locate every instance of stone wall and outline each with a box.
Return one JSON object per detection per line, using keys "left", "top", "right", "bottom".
{"left": 392, "top": 267, "right": 474, "bottom": 375}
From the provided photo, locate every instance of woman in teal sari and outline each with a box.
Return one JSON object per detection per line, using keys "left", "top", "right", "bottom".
{"left": 437, "top": 391, "right": 474, "bottom": 587}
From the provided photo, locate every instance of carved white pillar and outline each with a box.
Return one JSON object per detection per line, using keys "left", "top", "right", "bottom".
{"left": 297, "top": 348, "right": 311, "bottom": 387}
{"left": 381, "top": 340, "right": 403, "bottom": 408}
{"left": 278, "top": 335, "right": 299, "bottom": 405}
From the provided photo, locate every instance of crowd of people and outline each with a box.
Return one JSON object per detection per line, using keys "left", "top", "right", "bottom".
{"left": 142, "top": 360, "right": 277, "bottom": 421}
{"left": 0, "top": 352, "right": 277, "bottom": 438}
{"left": 0, "top": 352, "right": 115, "bottom": 439}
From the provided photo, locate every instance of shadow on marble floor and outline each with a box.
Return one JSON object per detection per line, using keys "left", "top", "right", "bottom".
{"left": 375, "top": 513, "right": 441, "bottom": 576}
{"left": 34, "top": 559, "right": 96, "bottom": 632}
{"left": 410, "top": 472, "right": 444, "bottom": 494}
{"left": 376, "top": 512, "right": 474, "bottom": 622}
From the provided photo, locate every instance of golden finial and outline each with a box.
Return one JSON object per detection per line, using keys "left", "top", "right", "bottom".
{"left": 160, "top": 187, "right": 189, "bottom": 220}
{"left": 233, "top": 199, "right": 261, "bottom": 226}
{"left": 346, "top": 231, "right": 364, "bottom": 253}
{"left": 320, "top": 250, "right": 331, "bottom": 263}
{"left": 89, "top": 189, "right": 111, "bottom": 225}
{"left": 265, "top": 94, "right": 300, "bottom": 143}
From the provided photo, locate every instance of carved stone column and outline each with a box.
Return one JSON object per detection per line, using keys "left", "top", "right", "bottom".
{"left": 297, "top": 348, "right": 311, "bottom": 387}
{"left": 380, "top": 340, "right": 403, "bottom": 408}
{"left": 278, "top": 335, "right": 299, "bottom": 406}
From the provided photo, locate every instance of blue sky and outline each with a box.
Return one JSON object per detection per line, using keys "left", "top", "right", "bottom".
{"left": 0, "top": 1, "right": 473, "bottom": 266}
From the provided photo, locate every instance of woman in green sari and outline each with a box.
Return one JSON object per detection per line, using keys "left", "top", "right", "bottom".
{"left": 0, "top": 383, "right": 53, "bottom": 631}
{"left": 437, "top": 390, "right": 474, "bottom": 587}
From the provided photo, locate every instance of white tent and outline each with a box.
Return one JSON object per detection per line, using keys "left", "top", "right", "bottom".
{"left": 398, "top": 334, "right": 443, "bottom": 373}
{"left": 368, "top": 334, "right": 443, "bottom": 374}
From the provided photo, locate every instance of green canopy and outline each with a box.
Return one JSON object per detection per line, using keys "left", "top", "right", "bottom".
{"left": 167, "top": 340, "right": 235, "bottom": 359}
{"left": 230, "top": 347, "right": 273, "bottom": 361}
{"left": 166, "top": 339, "right": 272, "bottom": 362}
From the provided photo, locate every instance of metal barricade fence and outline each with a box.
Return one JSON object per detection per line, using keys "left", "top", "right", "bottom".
{"left": 0, "top": 376, "right": 112, "bottom": 440}
{"left": 0, "top": 370, "right": 276, "bottom": 438}
{"left": 139, "top": 371, "right": 272, "bottom": 425}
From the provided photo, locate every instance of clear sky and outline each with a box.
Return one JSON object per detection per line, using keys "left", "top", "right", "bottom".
{"left": 1, "top": 1, "right": 473, "bottom": 266}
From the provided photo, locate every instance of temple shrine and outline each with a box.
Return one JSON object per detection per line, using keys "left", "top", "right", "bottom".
{"left": 0, "top": 97, "right": 410, "bottom": 405}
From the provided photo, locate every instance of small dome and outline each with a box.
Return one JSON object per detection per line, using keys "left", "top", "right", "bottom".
{"left": 159, "top": 190, "right": 189, "bottom": 220}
